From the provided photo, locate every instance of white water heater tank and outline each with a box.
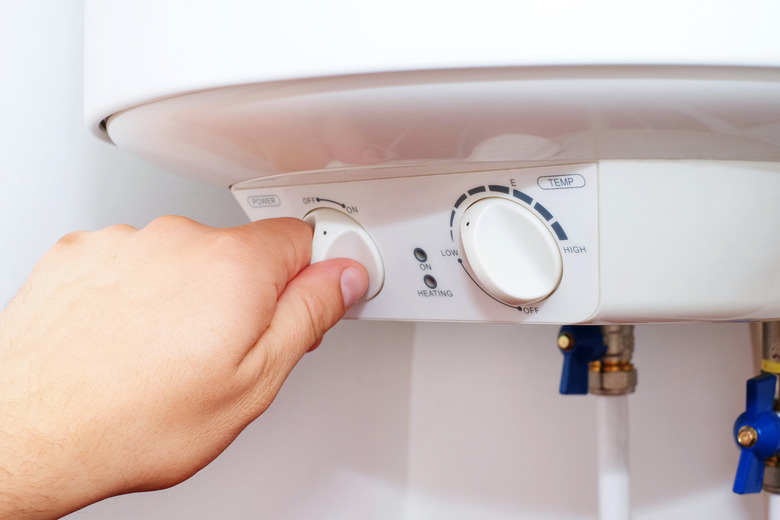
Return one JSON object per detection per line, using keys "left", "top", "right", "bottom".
{"left": 85, "top": 0, "right": 780, "bottom": 324}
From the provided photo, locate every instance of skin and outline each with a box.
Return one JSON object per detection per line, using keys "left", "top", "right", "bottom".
{"left": 0, "top": 216, "right": 368, "bottom": 519}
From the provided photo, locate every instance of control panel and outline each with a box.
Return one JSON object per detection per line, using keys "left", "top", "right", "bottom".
{"left": 233, "top": 164, "right": 599, "bottom": 323}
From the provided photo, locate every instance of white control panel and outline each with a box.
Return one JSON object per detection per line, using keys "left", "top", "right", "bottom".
{"left": 234, "top": 163, "right": 599, "bottom": 324}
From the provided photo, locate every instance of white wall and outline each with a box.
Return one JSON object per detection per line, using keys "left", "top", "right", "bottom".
{"left": 0, "top": 3, "right": 765, "bottom": 519}
{"left": 405, "top": 323, "right": 762, "bottom": 520}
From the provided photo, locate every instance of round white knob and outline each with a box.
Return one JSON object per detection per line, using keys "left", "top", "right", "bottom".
{"left": 303, "top": 208, "right": 384, "bottom": 301}
{"left": 459, "top": 197, "right": 562, "bottom": 306}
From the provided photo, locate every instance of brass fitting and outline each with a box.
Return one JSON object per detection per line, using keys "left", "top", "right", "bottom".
{"left": 589, "top": 325, "right": 637, "bottom": 395}
{"left": 737, "top": 426, "right": 759, "bottom": 448}
{"left": 761, "top": 323, "right": 780, "bottom": 374}
{"left": 764, "top": 456, "right": 780, "bottom": 494}
{"left": 557, "top": 332, "right": 574, "bottom": 351}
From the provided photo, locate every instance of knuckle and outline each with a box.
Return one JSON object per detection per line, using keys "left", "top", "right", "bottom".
{"left": 146, "top": 214, "right": 199, "bottom": 231}
{"left": 54, "top": 230, "right": 89, "bottom": 247}
{"left": 205, "top": 231, "right": 277, "bottom": 293}
{"left": 103, "top": 223, "right": 137, "bottom": 235}
{"left": 93, "top": 224, "right": 138, "bottom": 243}
{"left": 54, "top": 224, "right": 137, "bottom": 250}
{"left": 209, "top": 232, "right": 257, "bottom": 269}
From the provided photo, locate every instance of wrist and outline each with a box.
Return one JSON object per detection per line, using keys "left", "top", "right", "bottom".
{"left": 0, "top": 398, "right": 112, "bottom": 518}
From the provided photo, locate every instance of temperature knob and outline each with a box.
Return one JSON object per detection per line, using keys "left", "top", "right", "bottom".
{"left": 303, "top": 208, "right": 384, "bottom": 301}
{"left": 459, "top": 197, "right": 562, "bottom": 306}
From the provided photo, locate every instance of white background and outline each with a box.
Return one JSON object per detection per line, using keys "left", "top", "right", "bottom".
{"left": 0, "top": 2, "right": 765, "bottom": 519}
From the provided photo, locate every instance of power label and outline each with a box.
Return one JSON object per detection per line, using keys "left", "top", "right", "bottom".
{"left": 247, "top": 194, "right": 281, "bottom": 208}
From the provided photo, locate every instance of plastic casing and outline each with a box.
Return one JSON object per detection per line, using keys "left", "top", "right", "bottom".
{"left": 85, "top": 0, "right": 780, "bottom": 134}
{"left": 85, "top": 0, "right": 780, "bottom": 323}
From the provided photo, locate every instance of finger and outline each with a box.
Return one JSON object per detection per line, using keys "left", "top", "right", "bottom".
{"left": 28, "top": 224, "right": 138, "bottom": 292}
{"left": 240, "top": 258, "right": 368, "bottom": 396}
{"left": 226, "top": 217, "right": 315, "bottom": 298}
{"left": 47, "top": 224, "right": 137, "bottom": 261}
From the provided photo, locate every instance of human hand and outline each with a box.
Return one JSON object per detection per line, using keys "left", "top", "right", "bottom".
{"left": 0, "top": 216, "right": 368, "bottom": 519}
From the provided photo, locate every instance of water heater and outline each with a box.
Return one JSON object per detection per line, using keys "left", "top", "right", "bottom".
{"left": 85, "top": 0, "right": 780, "bottom": 324}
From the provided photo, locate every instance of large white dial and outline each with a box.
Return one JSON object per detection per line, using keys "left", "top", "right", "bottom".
{"left": 459, "top": 197, "right": 563, "bottom": 306}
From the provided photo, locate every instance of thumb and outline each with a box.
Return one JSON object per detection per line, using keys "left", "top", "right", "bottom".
{"left": 245, "top": 258, "right": 369, "bottom": 389}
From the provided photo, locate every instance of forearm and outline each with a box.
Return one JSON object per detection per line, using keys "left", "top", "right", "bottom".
{"left": 0, "top": 360, "right": 116, "bottom": 520}
{"left": 0, "top": 404, "right": 107, "bottom": 519}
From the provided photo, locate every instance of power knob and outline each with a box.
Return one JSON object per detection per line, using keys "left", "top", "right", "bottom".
{"left": 459, "top": 197, "right": 562, "bottom": 306}
{"left": 303, "top": 208, "right": 384, "bottom": 301}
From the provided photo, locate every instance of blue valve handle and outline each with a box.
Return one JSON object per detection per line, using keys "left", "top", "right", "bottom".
{"left": 733, "top": 373, "right": 780, "bottom": 494}
{"left": 558, "top": 325, "right": 607, "bottom": 395}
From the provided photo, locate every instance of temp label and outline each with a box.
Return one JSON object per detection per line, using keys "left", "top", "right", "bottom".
{"left": 537, "top": 174, "right": 586, "bottom": 190}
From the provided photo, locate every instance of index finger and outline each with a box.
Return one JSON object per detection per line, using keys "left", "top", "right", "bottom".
{"left": 225, "top": 217, "right": 314, "bottom": 298}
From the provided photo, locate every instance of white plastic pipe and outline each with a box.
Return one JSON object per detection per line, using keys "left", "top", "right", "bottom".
{"left": 597, "top": 394, "right": 631, "bottom": 520}
{"left": 769, "top": 493, "right": 780, "bottom": 520}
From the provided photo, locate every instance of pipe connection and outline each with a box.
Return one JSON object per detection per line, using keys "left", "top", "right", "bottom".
{"left": 759, "top": 322, "right": 780, "bottom": 495}
{"left": 590, "top": 325, "right": 637, "bottom": 396}
{"left": 557, "top": 325, "right": 637, "bottom": 396}
{"left": 732, "top": 322, "right": 780, "bottom": 495}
